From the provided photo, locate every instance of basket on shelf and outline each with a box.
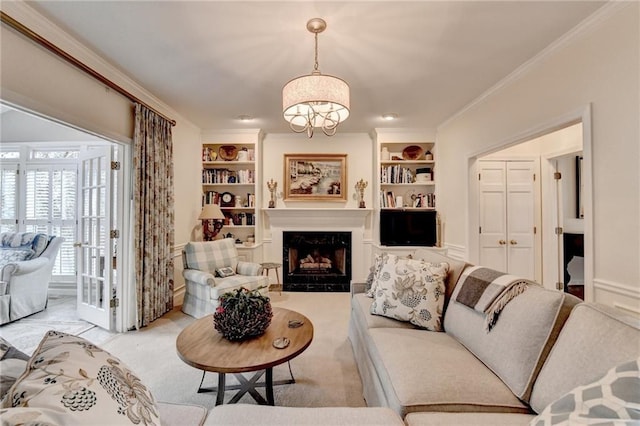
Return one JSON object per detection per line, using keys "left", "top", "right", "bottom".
{"left": 213, "top": 287, "right": 272, "bottom": 341}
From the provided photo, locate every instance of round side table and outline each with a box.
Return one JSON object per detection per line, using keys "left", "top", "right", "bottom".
{"left": 261, "top": 262, "right": 282, "bottom": 294}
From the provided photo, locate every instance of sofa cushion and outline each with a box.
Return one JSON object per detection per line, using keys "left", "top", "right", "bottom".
{"left": 530, "top": 303, "right": 640, "bottom": 414}
{"left": 0, "top": 338, "right": 30, "bottom": 403}
{"left": 370, "top": 255, "right": 448, "bottom": 330}
{"left": 206, "top": 404, "right": 405, "bottom": 426}
{"left": 404, "top": 411, "right": 534, "bottom": 426}
{"left": 210, "top": 275, "right": 269, "bottom": 300}
{"left": 531, "top": 357, "right": 640, "bottom": 425}
{"left": 367, "top": 327, "right": 530, "bottom": 417}
{"left": 445, "top": 284, "right": 579, "bottom": 403}
{"left": 1, "top": 330, "right": 160, "bottom": 425}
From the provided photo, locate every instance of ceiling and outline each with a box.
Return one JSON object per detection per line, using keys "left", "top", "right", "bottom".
{"left": 24, "top": 1, "right": 605, "bottom": 134}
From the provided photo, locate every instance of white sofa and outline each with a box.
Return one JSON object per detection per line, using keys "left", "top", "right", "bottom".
{"left": 0, "top": 232, "right": 64, "bottom": 324}
{"left": 348, "top": 250, "right": 640, "bottom": 424}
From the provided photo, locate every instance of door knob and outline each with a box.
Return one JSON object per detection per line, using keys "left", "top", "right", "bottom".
{"left": 498, "top": 240, "right": 506, "bottom": 245}
{"left": 510, "top": 240, "right": 518, "bottom": 245}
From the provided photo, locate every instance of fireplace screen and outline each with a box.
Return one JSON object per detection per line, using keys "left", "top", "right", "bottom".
{"left": 283, "top": 231, "right": 351, "bottom": 292}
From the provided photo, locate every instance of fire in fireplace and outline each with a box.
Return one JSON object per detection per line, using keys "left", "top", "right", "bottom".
{"left": 283, "top": 231, "right": 351, "bottom": 292}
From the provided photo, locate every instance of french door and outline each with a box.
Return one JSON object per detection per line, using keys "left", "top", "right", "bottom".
{"left": 76, "top": 146, "right": 115, "bottom": 329}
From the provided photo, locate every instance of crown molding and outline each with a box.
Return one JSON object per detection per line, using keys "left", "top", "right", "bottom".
{"left": 1, "top": 0, "right": 198, "bottom": 131}
{"left": 437, "top": 1, "right": 630, "bottom": 131}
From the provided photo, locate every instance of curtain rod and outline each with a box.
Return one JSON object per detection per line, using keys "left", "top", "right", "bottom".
{"left": 1, "top": 11, "right": 177, "bottom": 127}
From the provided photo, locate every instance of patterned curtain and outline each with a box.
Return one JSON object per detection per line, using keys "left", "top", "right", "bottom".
{"left": 133, "top": 104, "right": 174, "bottom": 327}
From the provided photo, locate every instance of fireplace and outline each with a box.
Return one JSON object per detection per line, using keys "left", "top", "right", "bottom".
{"left": 283, "top": 231, "right": 351, "bottom": 292}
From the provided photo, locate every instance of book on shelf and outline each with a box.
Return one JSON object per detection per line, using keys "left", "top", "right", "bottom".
{"left": 380, "top": 165, "right": 415, "bottom": 184}
{"left": 202, "top": 169, "right": 254, "bottom": 184}
{"left": 380, "top": 190, "right": 396, "bottom": 208}
{"left": 203, "top": 191, "right": 221, "bottom": 205}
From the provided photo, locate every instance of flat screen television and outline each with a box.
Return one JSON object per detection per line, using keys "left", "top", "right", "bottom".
{"left": 380, "top": 210, "right": 437, "bottom": 246}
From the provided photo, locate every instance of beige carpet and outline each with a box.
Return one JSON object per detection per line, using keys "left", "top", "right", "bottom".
{"left": 0, "top": 295, "right": 100, "bottom": 354}
{"left": 100, "top": 291, "right": 366, "bottom": 409}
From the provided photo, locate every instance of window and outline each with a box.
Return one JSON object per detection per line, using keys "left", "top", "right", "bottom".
{"left": 0, "top": 147, "right": 79, "bottom": 281}
{"left": 24, "top": 165, "right": 77, "bottom": 278}
{"left": 0, "top": 164, "right": 19, "bottom": 233}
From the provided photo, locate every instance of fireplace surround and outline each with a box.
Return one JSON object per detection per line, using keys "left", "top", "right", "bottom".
{"left": 263, "top": 208, "right": 372, "bottom": 291}
{"left": 283, "top": 231, "right": 351, "bottom": 292}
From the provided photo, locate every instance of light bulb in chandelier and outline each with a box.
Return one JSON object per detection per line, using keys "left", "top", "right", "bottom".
{"left": 282, "top": 18, "right": 350, "bottom": 137}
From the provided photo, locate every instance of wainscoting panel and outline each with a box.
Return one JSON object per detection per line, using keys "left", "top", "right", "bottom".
{"left": 444, "top": 244, "right": 466, "bottom": 261}
{"left": 593, "top": 278, "right": 640, "bottom": 318}
{"left": 172, "top": 243, "right": 186, "bottom": 306}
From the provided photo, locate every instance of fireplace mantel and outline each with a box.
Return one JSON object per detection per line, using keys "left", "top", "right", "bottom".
{"left": 264, "top": 208, "right": 372, "bottom": 228}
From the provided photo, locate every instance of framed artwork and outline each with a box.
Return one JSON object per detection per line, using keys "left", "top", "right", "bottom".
{"left": 284, "top": 153, "right": 347, "bottom": 201}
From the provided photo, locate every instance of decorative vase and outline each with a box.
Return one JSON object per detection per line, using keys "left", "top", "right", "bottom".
{"left": 381, "top": 147, "right": 390, "bottom": 161}
{"left": 213, "top": 287, "right": 272, "bottom": 341}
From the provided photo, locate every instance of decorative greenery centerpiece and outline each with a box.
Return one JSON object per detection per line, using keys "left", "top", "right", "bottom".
{"left": 213, "top": 287, "right": 272, "bottom": 341}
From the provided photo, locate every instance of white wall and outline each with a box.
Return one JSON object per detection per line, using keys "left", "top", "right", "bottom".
{"left": 1, "top": 2, "right": 203, "bottom": 308}
{"left": 437, "top": 3, "right": 639, "bottom": 313}
{"left": 261, "top": 131, "right": 375, "bottom": 237}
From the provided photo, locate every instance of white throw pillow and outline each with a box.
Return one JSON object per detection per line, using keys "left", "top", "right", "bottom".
{"left": 369, "top": 254, "right": 448, "bottom": 331}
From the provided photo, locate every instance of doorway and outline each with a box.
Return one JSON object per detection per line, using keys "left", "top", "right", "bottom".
{"left": 0, "top": 104, "right": 131, "bottom": 330}
{"left": 467, "top": 107, "right": 592, "bottom": 300}
{"left": 477, "top": 158, "right": 540, "bottom": 281}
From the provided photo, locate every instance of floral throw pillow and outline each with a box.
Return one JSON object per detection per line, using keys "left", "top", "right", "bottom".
{"left": 1, "top": 330, "right": 160, "bottom": 425}
{"left": 370, "top": 254, "right": 449, "bottom": 331}
{"left": 365, "top": 253, "right": 388, "bottom": 297}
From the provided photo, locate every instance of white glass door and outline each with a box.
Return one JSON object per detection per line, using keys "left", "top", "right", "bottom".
{"left": 76, "top": 146, "right": 113, "bottom": 329}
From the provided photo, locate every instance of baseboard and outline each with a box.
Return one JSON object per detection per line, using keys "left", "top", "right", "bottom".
{"left": 48, "top": 282, "right": 76, "bottom": 297}
{"left": 173, "top": 284, "right": 185, "bottom": 307}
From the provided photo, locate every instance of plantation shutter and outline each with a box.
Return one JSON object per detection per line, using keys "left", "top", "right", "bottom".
{"left": 0, "top": 164, "right": 19, "bottom": 233}
{"left": 25, "top": 165, "right": 77, "bottom": 277}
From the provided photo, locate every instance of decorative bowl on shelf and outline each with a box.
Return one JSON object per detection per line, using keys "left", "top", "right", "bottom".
{"left": 218, "top": 145, "right": 238, "bottom": 161}
{"left": 402, "top": 145, "right": 424, "bottom": 160}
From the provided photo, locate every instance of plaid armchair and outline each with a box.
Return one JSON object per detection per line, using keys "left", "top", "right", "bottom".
{"left": 181, "top": 238, "right": 269, "bottom": 318}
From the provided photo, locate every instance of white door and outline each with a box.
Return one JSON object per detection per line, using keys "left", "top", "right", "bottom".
{"left": 505, "top": 161, "right": 535, "bottom": 279}
{"left": 479, "top": 160, "right": 536, "bottom": 280}
{"left": 76, "top": 147, "right": 113, "bottom": 329}
{"left": 479, "top": 161, "right": 508, "bottom": 272}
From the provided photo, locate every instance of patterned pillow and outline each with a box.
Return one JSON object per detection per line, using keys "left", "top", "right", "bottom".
{"left": 369, "top": 254, "right": 449, "bottom": 331}
{"left": 0, "top": 338, "right": 30, "bottom": 404}
{"left": 1, "top": 331, "right": 160, "bottom": 425}
{"left": 530, "top": 357, "right": 640, "bottom": 425}
{"left": 29, "top": 234, "right": 50, "bottom": 258}
{"left": 0, "top": 232, "right": 49, "bottom": 259}
{"left": 0, "top": 248, "right": 34, "bottom": 269}
{"left": 365, "top": 253, "right": 387, "bottom": 297}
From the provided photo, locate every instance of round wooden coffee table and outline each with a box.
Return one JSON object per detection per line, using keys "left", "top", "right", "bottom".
{"left": 176, "top": 307, "right": 313, "bottom": 405}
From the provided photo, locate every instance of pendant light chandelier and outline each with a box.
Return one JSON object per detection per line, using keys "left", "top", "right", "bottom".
{"left": 282, "top": 18, "right": 350, "bottom": 137}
